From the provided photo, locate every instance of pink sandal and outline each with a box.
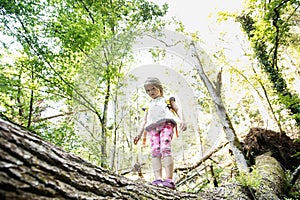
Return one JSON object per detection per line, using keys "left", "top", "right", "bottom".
{"left": 152, "top": 179, "right": 163, "bottom": 186}
{"left": 162, "top": 179, "right": 175, "bottom": 189}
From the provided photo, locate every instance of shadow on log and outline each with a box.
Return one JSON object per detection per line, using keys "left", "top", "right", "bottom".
{"left": 0, "top": 119, "right": 295, "bottom": 199}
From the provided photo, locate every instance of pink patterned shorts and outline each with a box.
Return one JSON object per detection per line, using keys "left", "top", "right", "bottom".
{"left": 148, "top": 122, "right": 174, "bottom": 158}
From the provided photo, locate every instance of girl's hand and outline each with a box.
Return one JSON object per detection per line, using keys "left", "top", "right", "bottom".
{"left": 133, "top": 135, "right": 141, "bottom": 145}
{"left": 179, "top": 121, "right": 187, "bottom": 131}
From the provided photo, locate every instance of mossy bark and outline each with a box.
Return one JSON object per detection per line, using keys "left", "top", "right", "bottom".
{"left": 254, "top": 154, "right": 287, "bottom": 200}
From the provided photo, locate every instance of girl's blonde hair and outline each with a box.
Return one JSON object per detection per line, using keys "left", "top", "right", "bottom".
{"left": 144, "top": 77, "right": 164, "bottom": 96}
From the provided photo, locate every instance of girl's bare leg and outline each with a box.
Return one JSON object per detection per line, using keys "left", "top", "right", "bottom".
{"left": 163, "top": 156, "right": 174, "bottom": 179}
{"left": 152, "top": 157, "right": 162, "bottom": 180}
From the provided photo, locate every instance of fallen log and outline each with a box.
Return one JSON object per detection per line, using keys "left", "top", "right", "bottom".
{"left": 254, "top": 154, "right": 287, "bottom": 200}
{"left": 0, "top": 119, "right": 201, "bottom": 199}
{"left": 0, "top": 119, "right": 292, "bottom": 199}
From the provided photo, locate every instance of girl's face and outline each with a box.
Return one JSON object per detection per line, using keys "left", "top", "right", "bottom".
{"left": 145, "top": 84, "right": 161, "bottom": 99}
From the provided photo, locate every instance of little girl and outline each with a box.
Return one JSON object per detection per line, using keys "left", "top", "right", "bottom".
{"left": 133, "top": 77, "right": 187, "bottom": 189}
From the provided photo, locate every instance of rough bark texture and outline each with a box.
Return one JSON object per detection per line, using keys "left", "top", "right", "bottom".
{"left": 0, "top": 119, "right": 201, "bottom": 200}
{"left": 254, "top": 154, "right": 287, "bottom": 200}
{"left": 0, "top": 118, "right": 291, "bottom": 199}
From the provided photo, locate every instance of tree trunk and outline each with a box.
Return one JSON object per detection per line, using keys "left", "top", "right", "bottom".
{"left": 191, "top": 41, "right": 248, "bottom": 172}
{"left": 0, "top": 118, "right": 289, "bottom": 199}
{"left": 254, "top": 154, "right": 287, "bottom": 200}
{"left": 0, "top": 118, "right": 199, "bottom": 199}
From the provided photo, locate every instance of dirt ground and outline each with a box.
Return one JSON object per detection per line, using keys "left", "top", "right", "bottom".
{"left": 242, "top": 127, "right": 300, "bottom": 170}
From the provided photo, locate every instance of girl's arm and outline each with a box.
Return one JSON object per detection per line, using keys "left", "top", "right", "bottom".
{"left": 133, "top": 111, "right": 148, "bottom": 145}
{"left": 170, "top": 98, "right": 187, "bottom": 131}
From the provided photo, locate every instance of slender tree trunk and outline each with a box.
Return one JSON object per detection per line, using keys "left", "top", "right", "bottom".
{"left": 191, "top": 41, "right": 248, "bottom": 172}
{"left": 100, "top": 76, "right": 111, "bottom": 168}
{"left": 251, "top": 66, "right": 283, "bottom": 133}
{"left": 17, "top": 68, "right": 24, "bottom": 125}
{"left": 110, "top": 71, "right": 122, "bottom": 170}
{"left": 110, "top": 94, "right": 118, "bottom": 170}
{"left": 27, "top": 90, "right": 34, "bottom": 128}
{"left": 27, "top": 65, "right": 35, "bottom": 128}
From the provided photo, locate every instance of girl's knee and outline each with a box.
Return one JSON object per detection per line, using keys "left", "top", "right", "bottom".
{"left": 161, "top": 146, "right": 172, "bottom": 157}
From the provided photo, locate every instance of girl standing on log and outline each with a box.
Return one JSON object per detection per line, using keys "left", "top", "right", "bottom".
{"left": 133, "top": 77, "right": 187, "bottom": 189}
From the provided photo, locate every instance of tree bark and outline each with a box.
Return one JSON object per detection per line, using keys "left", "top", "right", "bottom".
{"left": 191, "top": 41, "right": 248, "bottom": 172}
{"left": 0, "top": 118, "right": 200, "bottom": 199}
{"left": 254, "top": 154, "right": 287, "bottom": 200}
{"left": 0, "top": 118, "right": 289, "bottom": 199}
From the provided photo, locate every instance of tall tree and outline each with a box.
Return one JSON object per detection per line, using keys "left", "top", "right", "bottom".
{"left": 0, "top": 0, "right": 167, "bottom": 167}
{"left": 237, "top": 0, "right": 300, "bottom": 126}
{"left": 191, "top": 41, "right": 248, "bottom": 172}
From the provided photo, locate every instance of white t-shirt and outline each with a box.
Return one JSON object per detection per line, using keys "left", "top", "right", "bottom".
{"left": 145, "top": 96, "right": 177, "bottom": 131}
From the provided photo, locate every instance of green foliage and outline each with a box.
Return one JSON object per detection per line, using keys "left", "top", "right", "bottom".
{"left": 235, "top": 167, "right": 262, "bottom": 189}
{"left": 34, "top": 119, "right": 79, "bottom": 151}
{"left": 285, "top": 170, "right": 300, "bottom": 199}
{"left": 237, "top": 0, "right": 300, "bottom": 126}
{"left": 0, "top": 0, "right": 167, "bottom": 167}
